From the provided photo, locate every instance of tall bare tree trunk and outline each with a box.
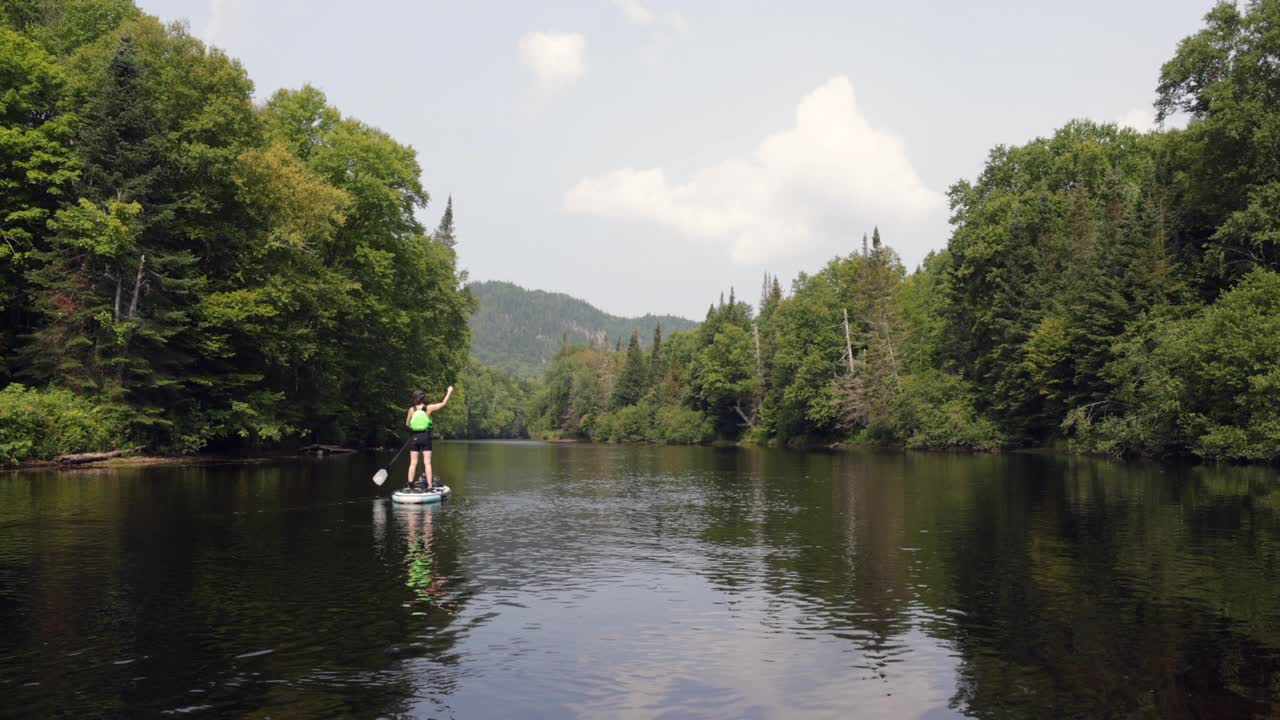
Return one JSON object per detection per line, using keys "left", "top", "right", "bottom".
{"left": 843, "top": 308, "right": 855, "bottom": 372}
{"left": 127, "top": 254, "right": 146, "bottom": 319}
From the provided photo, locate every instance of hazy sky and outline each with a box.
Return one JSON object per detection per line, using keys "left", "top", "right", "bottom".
{"left": 137, "top": 0, "right": 1212, "bottom": 319}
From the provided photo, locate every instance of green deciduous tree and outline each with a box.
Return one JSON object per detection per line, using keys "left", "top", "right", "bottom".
{"left": 1156, "top": 0, "right": 1280, "bottom": 288}
{"left": 1069, "top": 269, "right": 1280, "bottom": 462}
{"left": 0, "top": 26, "right": 77, "bottom": 380}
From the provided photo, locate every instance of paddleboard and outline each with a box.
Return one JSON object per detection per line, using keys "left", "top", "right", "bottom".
{"left": 391, "top": 484, "right": 451, "bottom": 504}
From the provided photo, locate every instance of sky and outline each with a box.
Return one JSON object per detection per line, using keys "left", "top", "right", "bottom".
{"left": 136, "top": 0, "right": 1213, "bottom": 319}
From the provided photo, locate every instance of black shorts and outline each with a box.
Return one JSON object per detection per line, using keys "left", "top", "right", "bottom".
{"left": 410, "top": 430, "right": 433, "bottom": 452}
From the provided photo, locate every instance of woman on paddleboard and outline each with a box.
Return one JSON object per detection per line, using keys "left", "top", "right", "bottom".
{"left": 405, "top": 386, "right": 452, "bottom": 489}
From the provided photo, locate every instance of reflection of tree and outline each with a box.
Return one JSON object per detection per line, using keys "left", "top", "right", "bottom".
{"left": 15, "top": 445, "right": 1280, "bottom": 717}
{"left": 1, "top": 460, "right": 484, "bottom": 718}
{"left": 939, "top": 456, "right": 1280, "bottom": 718}
{"left": 688, "top": 447, "right": 924, "bottom": 649}
{"left": 649, "top": 445, "right": 1280, "bottom": 717}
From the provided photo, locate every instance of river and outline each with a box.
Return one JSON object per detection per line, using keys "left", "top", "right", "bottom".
{"left": 2, "top": 442, "right": 1279, "bottom": 718}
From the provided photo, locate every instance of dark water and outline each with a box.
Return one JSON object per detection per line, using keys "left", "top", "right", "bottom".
{"left": 3, "top": 443, "right": 1280, "bottom": 719}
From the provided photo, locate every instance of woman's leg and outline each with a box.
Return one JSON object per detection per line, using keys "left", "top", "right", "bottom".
{"left": 407, "top": 450, "right": 419, "bottom": 485}
{"left": 423, "top": 450, "right": 433, "bottom": 488}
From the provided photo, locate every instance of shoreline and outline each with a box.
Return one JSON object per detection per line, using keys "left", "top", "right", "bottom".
{"left": 5, "top": 454, "right": 278, "bottom": 471}
{"left": 1, "top": 439, "right": 1258, "bottom": 472}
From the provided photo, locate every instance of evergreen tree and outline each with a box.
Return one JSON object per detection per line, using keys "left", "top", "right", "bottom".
{"left": 649, "top": 322, "right": 663, "bottom": 383}
{"left": 25, "top": 34, "right": 163, "bottom": 396}
{"left": 434, "top": 195, "right": 456, "bottom": 247}
{"left": 611, "top": 331, "right": 648, "bottom": 408}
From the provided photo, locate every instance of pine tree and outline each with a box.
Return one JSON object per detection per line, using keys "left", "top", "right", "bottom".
{"left": 611, "top": 331, "right": 648, "bottom": 408}
{"left": 649, "top": 322, "right": 663, "bottom": 383}
{"left": 434, "top": 195, "right": 456, "bottom": 247}
{"left": 872, "top": 226, "right": 882, "bottom": 250}
{"left": 25, "top": 35, "right": 163, "bottom": 393}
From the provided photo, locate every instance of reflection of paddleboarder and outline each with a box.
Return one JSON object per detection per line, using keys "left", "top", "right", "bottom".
{"left": 403, "top": 507, "right": 446, "bottom": 610}
{"left": 404, "top": 386, "right": 453, "bottom": 490}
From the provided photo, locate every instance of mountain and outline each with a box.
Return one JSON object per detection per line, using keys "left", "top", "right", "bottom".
{"left": 468, "top": 281, "right": 698, "bottom": 377}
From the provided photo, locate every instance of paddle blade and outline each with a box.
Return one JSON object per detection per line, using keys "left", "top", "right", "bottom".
{"left": 373, "top": 468, "right": 388, "bottom": 486}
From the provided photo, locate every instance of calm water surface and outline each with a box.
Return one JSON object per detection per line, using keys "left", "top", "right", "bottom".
{"left": 2, "top": 442, "right": 1280, "bottom": 719}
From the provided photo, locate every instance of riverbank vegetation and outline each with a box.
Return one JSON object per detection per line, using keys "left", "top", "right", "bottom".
{"left": 523, "top": 1, "right": 1280, "bottom": 462}
{"left": 0, "top": 1, "right": 472, "bottom": 462}
{"left": 3, "top": 1, "right": 1278, "bottom": 464}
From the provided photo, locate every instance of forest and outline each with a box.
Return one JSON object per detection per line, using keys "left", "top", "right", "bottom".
{"left": 2, "top": 0, "right": 1278, "bottom": 464}
{"left": 516, "top": 0, "right": 1280, "bottom": 462}
{"left": 0, "top": 0, "right": 472, "bottom": 462}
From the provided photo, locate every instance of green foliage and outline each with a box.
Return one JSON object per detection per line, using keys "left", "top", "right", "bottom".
{"left": 767, "top": 271, "right": 841, "bottom": 437}
{"left": 652, "top": 405, "right": 714, "bottom": 444}
{"left": 1155, "top": 0, "right": 1280, "bottom": 287}
{"left": 1070, "top": 269, "right": 1280, "bottom": 461}
{"left": 432, "top": 360, "right": 536, "bottom": 439}
{"left": 4, "top": 0, "right": 1278, "bottom": 465}
{"left": 495, "top": 2, "right": 1280, "bottom": 462}
{"left": 893, "top": 370, "right": 1006, "bottom": 450}
{"left": 0, "top": 25, "right": 78, "bottom": 380}
{"left": 0, "top": 5, "right": 472, "bottom": 458}
{"left": 434, "top": 195, "right": 455, "bottom": 248}
{"left": 611, "top": 331, "right": 648, "bottom": 409}
{"left": 0, "top": 383, "right": 129, "bottom": 464}
{"left": 689, "top": 319, "right": 756, "bottom": 435}
{"left": 1, "top": 0, "right": 139, "bottom": 57}
{"left": 527, "top": 343, "right": 615, "bottom": 438}
{"left": 943, "top": 121, "right": 1177, "bottom": 442}
{"left": 593, "top": 404, "right": 651, "bottom": 443}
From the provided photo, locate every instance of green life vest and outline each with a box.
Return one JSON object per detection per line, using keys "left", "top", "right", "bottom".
{"left": 409, "top": 407, "right": 432, "bottom": 431}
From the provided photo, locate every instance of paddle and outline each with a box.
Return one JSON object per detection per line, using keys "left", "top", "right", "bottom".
{"left": 372, "top": 437, "right": 411, "bottom": 486}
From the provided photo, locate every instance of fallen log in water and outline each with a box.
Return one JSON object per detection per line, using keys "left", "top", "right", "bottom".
{"left": 298, "top": 444, "right": 357, "bottom": 455}
{"left": 55, "top": 447, "right": 144, "bottom": 465}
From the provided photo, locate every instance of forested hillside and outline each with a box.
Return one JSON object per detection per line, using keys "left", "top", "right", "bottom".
{"left": 468, "top": 280, "right": 696, "bottom": 377}
{"left": 527, "top": 1, "right": 1280, "bottom": 463}
{"left": 0, "top": 1, "right": 472, "bottom": 462}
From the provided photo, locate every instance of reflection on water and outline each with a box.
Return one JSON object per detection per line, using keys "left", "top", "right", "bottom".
{"left": 2, "top": 443, "right": 1280, "bottom": 718}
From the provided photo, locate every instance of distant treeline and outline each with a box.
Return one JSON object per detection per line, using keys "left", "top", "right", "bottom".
{"left": 0, "top": 1, "right": 472, "bottom": 463}
{"left": 508, "top": 2, "right": 1280, "bottom": 462}
{"left": 468, "top": 280, "right": 697, "bottom": 378}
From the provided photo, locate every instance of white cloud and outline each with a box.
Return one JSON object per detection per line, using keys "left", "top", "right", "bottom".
{"left": 612, "top": 0, "right": 688, "bottom": 32}
{"left": 518, "top": 32, "right": 587, "bottom": 92}
{"left": 1116, "top": 107, "right": 1156, "bottom": 133}
{"left": 613, "top": 0, "right": 653, "bottom": 25}
{"left": 1117, "top": 106, "right": 1190, "bottom": 133}
{"left": 204, "top": 0, "right": 243, "bottom": 47}
{"left": 565, "top": 76, "right": 945, "bottom": 263}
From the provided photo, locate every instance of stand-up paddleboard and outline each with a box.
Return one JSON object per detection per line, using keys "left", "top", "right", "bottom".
{"left": 391, "top": 483, "right": 451, "bottom": 504}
